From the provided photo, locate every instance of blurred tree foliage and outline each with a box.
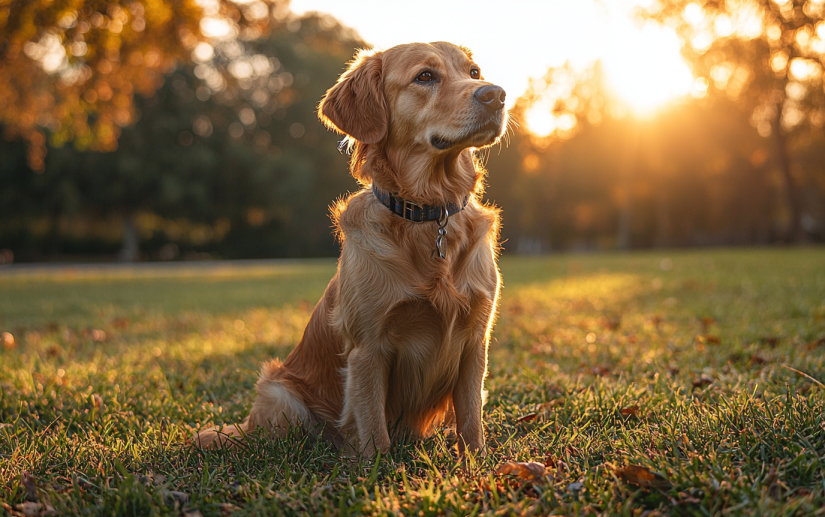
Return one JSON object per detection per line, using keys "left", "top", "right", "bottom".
{"left": 3, "top": 3, "right": 824, "bottom": 261}
{"left": 484, "top": 59, "right": 825, "bottom": 252}
{"left": 0, "top": 0, "right": 288, "bottom": 171}
{"left": 640, "top": 0, "right": 825, "bottom": 241}
{"left": 0, "top": 12, "right": 363, "bottom": 260}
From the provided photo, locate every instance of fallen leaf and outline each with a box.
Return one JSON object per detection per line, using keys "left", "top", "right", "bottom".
{"left": 537, "top": 400, "right": 564, "bottom": 413}
{"left": 692, "top": 375, "right": 713, "bottom": 388}
{"left": 221, "top": 504, "right": 241, "bottom": 515}
{"left": 705, "top": 335, "right": 721, "bottom": 344}
{"left": 749, "top": 354, "right": 767, "bottom": 366}
{"left": 615, "top": 465, "right": 671, "bottom": 489}
{"left": 2, "top": 332, "right": 15, "bottom": 350}
{"left": 760, "top": 336, "right": 780, "bottom": 347}
{"left": 620, "top": 405, "right": 639, "bottom": 416}
{"left": 641, "top": 511, "right": 664, "bottom": 517}
{"left": 163, "top": 490, "right": 190, "bottom": 506}
{"left": 700, "top": 317, "right": 716, "bottom": 332}
{"left": 516, "top": 413, "right": 538, "bottom": 423}
{"left": 21, "top": 471, "right": 38, "bottom": 502}
{"left": 496, "top": 461, "right": 550, "bottom": 482}
{"left": 591, "top": 366, "right": 610, "bottom": 376}
{"left": 14, "top": 502, "right": 55, "bottom": 516}
{"left": 567, "top": 481, "right": 584, "bottom": 492}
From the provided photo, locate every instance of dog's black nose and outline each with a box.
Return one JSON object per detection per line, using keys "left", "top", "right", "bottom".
{"left": 474, "top": 85, "right": 506, "bottom": 112}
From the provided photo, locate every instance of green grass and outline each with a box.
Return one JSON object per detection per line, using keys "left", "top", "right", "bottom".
{"left": 1, "top": 248, "right": 824, "bottom": 516}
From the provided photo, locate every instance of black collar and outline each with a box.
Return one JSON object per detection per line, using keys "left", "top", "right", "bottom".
{"left": 372, "top": 183, "right": 469, "bottom": 223}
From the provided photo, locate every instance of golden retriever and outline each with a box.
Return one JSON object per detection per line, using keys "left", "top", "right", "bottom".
{"left": 194, "top": 41, "right": 507, "bottom": 456}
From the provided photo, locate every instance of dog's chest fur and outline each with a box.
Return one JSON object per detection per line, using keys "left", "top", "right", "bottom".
{"left": 332, "top": 190, "right": 499, "bottom": 437}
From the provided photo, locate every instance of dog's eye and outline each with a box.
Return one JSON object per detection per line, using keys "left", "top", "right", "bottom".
{"left": 470, "top": 68, "right": 480, "bottom": 79}
{"left": 415, "top": 71, "right": 435, "bottom": 82}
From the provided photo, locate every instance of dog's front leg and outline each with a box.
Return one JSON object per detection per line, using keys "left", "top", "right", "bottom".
{"left": 345, "top": 346, "right": 391, "bottom": 455}
{"left": 452, "top": 340, "right": 487, "bottom": 455}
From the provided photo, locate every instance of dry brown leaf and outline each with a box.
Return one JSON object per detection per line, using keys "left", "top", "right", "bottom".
{"left": 692, "top": 375, "right": 713, "bottom": 388}
{"left": 700, "top": 316, "right": 716, "bottom": 330}
{"left": 221, "top": 504, "right": 241, "bottom": 515}
{"left": 537, "top": 400, "right": 564, "bottom": 413}
{"left": 496, "top": 461, "right": 550, "bottom": 482}
{"left": 14, "top": 502, "right": 55, "bottom": 516}
{"left": 163, "top": 490, "right": 190, "bottom": 506}
{"left": 761, "top": 336, "right": 780, "bottom": 347}
{"left": 615, "top": 465, "right": 671, "bottom": 489}
{"left": 620, "top": 405, "right": 639, "bottom": 416}
{"left": 749, "top": 354, "right": 767, "bottom": 366}
{"left": 21, "top": 472, "right": 38, "bottom": 502}
{"left": 516, "top": 413, "right": 538, "bottom": 423}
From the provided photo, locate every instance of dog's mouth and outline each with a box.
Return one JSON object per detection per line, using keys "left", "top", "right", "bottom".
{"left": 430, "top": 116, "right": 505, "bottom": 151}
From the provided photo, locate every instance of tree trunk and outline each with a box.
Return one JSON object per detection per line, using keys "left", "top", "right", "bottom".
{"left": 118, "top": 214, "right": 139, "bottom": 262}
{"left": 617, "top": 183, "right": 632, "bottom": 250}
{"left": 773, "top": 121, "right": 804, "bottom": 243}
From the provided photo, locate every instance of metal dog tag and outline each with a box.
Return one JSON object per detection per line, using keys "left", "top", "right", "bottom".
{"left": 436, "top": 212, "right": 449, "bottom": 259}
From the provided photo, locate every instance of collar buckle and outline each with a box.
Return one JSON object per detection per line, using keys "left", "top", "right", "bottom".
{"left": 403, "top": 199, "right": 422, "bottom": 220}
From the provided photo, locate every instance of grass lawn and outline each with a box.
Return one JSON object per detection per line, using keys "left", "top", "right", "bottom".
{"left": 1, "top": 248, "right": 824, "bottom": 516}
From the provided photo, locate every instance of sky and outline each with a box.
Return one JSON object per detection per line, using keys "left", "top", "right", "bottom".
{"left": 289, "top": 0, "right": 697, "bottom": 118}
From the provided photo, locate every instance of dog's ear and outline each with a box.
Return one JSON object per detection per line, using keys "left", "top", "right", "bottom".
{"left": 318, "top": 50, "right": 387, "bottom": 145}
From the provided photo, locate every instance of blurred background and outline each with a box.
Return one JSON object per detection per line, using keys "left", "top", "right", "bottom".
{"left": 0, "top": 0, "right": 823, "bottom": 263}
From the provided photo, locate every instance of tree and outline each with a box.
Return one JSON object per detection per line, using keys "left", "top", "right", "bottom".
{"left": 0, "top": 11, "right": 366, "bottom": 261}
{"left": 0, "top": 0, "right": 288, "bottom": 171}
{"left": 641, "top": 0, "right": 825, "bottom": 242}
{"left": 484, "top": 60, "right": 786, "bottom": 252}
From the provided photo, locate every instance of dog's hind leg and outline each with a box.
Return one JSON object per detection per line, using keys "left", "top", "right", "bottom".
{"left": 193, "top": 359, "right": 309, "bottom": 450}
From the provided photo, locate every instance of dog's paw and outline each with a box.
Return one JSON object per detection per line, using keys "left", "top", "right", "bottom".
{"left": 191, "top": 425, "right": 245, "bottom": 450}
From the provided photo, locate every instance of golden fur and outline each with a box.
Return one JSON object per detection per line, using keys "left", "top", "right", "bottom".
{"left": 194, "top": 42, "right": 507, "bottom": 455}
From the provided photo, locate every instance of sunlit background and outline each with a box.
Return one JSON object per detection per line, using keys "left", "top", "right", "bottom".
{"left": 291, "top": 0, "right": 697, "bottom": 119}
{"left": 0, "top": 0, "right": 823, "bottom": 263}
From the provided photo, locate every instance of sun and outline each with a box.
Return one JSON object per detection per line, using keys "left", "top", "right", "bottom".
{"left": 601, "top": 21, "right": 697, "bottom": 117}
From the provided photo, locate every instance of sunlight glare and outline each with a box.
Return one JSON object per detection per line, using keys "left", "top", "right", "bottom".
{"left": 290, "top": 0, "right": 697, "bottom": 121}
{"left": 524, "top": 103, "right": 559, "bottom": 138}
{"left": 602, "top": 22, "right": 694, "bottom": 116}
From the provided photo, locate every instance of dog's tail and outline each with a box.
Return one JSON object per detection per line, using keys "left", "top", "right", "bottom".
{"left": 192, "top": 359, "right": 310, "bottom": 450}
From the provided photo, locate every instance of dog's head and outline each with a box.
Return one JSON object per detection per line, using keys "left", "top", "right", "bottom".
{"left": 318, "top": 42, "right": 507, "bottom": 180}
